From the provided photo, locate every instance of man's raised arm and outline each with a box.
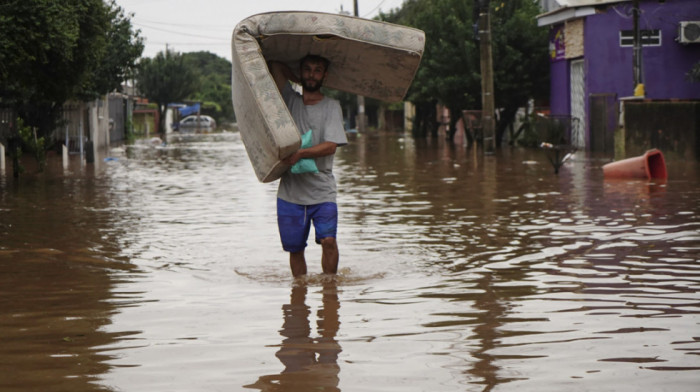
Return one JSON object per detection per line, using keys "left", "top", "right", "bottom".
{"left": 267, "top": 61, "right": 299, "bottom": 92}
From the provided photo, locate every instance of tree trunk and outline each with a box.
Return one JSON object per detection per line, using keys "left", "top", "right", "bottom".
{"left": 447, "top": 105, "right": 461, "bottom": 143}
{"left": 496, "top": 106, "right": 518, "bottom": 147}
{"left": 413, "top": 101, "right": 438, "bottom": 138}
{"left": 157, "top": 103, "right": 167, "bottom": 136}
{"left": 378, "top": 105, "right": 386, "bottom": 131}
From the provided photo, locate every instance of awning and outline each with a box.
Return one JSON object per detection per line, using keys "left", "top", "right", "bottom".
{"left": 178, "top": 103, "right": 201, "bottom": 117}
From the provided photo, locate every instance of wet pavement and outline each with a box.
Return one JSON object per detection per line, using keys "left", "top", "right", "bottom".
{"left": 1, "top": 130, "right": 699, "bottom": 391}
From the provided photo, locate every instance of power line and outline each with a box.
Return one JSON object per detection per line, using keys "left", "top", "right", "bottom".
{"left": 133, "top": 22, "right": 229, "bottom": 40}
{"left": 134, "top": 17, "right": 233, "bottom": 29}
{"left": 148, "top": 41, "right": 227, "bottom": 46}
{"left": 362, "top": 0, "right": 389, "bottom": 18}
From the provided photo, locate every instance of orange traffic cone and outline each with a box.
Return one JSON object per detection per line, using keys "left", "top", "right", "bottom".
{"left": 603, "top": 149, "right": 667, "bottom": 180}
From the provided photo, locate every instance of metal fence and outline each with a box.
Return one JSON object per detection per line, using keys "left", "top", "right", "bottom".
{"left": 58, "top": 103, "right": 86, "bottom": 154}
{"left": 534, "top": 114, "right": 581, "bottom": 175}
{"left": 0, "top": 107, "right": 16, "bottom": 146}
{"left": 1, "top": 96, "right": 128, "bottom": 157}
{"left": 534, "top": 114, "right": 581, "bottom": 148}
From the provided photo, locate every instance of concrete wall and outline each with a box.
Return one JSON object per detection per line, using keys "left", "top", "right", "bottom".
{"left": 623, "top": 100, "right": 700, "bottom": 159}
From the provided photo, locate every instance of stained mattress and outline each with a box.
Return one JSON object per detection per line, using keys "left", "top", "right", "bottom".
{"left": 231, "top": 11, "right": 425, "bottom": 183}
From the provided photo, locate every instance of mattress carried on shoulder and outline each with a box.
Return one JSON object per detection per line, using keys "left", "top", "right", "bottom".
{"left": 231, "top": 11, "right": 425, "bottom": 182}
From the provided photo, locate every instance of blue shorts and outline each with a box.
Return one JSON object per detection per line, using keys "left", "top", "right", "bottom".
{"left": 277, "top": 198, "right": 338, "bottom": 253}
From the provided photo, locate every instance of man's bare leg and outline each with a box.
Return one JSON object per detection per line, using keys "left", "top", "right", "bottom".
{"left": 290, "top": 250, "right": 307, "bottom": 277}
{"left": 321, "top": 237, "right": 339, "bottom": 274}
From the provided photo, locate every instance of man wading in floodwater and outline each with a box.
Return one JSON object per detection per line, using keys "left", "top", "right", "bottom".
{"left": 268, "top": 55, "right": 348, "bottom": 277}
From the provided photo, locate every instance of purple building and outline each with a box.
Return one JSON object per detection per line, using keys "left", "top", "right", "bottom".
{"left": 537, "top": 0, "right": 700, "bottom": 153}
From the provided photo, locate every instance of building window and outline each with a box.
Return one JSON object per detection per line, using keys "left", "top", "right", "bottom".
{"left": 619, "top": 29, "right": 662, "bottom": 47}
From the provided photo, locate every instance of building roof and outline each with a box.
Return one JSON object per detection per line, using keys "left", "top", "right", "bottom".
{"left": 558, "top": 0, "right": 629, "bottom": 6}
{"left": 537, "top": 0, "right": 631, "bottom": 26}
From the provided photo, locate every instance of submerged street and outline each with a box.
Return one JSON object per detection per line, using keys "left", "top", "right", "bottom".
{"left": 1, "top": 130, "right": 699, "bottom": 391}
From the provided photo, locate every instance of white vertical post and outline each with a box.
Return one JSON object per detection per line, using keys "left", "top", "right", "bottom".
{"left": 64, "top": 105, "right": 69, "bottom": 150}
{"left": 62, "top": 144, "right": 68, "bottom": 168}
{"left": 79, "top": 122, "right": 84, "bottom": 158}
{"left": 0, "top": 143, "right": 5, "bottom": 173}
{"left": 79, "top": 106, "right": 84, "bottom": 159}
{"left": 91, "top": 98, "right": 99, "bottom": 162}
{"left": 353, "top": 0, "right": 366, "bottom": 133}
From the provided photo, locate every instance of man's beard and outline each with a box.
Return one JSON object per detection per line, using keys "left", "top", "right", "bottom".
{"left": 302, "top": 77, "right": 324, "bottom": 92}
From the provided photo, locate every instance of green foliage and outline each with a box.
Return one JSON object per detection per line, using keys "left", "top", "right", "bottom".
{"left": 80, "top": 0, "right": 145, "bottom": 100}
{"left": 136, "top": 49, "right": 198, "bottom": 134}
{"left": 1, "top": 0, "right": 96, "bottom": 106}
{"left": 182, "top": 51, "right": 234, "bottom": 122}
{"left": 381, "top": 0, "right": 480, "bottom": 137}
{"left": 0, "top": 0, "right": 143, "bottom": 140}
{"left": 201, "top": 101, "right": 222, "bottom": 112}
{"left": 16, "top": 117, "right": 46, "bottom": 172}
{"left": 380, "top": 0, "right": 549, "bottom": 142}
{"left": 490, "top": 0, "right": 549, "bottom": 144}
{"left": 124, "top": 117, "right": 135, "bottom": 144}
{"left": 518, "top": 115, "right": 540, "bottom": 148}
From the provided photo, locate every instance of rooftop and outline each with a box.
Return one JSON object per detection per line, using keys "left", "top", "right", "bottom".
{"left": 537, "top": 0, "right": 631, "bottom": 26}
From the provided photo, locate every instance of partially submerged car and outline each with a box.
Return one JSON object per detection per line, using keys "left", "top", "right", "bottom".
{"left": 178, "top": 115, "right": 216, "bottom": 130}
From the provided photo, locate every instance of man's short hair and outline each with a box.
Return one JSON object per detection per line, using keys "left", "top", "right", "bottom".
{"left": 300, "top": 54, "right": 330, "bottom": 72}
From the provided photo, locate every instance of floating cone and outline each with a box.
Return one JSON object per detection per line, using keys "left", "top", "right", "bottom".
{"left": 603, "top": 149, "right": 667, "bottom": 180}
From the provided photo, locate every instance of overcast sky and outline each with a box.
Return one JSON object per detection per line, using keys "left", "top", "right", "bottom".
{"left": 114, "top": 0, "right": 407, "bottom": 61}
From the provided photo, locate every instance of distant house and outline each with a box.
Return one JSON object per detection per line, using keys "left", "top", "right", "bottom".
{"left": 536, "top": 0, "right": 700, "bottom": 156}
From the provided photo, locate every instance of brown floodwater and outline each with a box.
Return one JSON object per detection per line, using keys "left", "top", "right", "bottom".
{"left": 1, "top": 131, "right": 698, "bottom": 391}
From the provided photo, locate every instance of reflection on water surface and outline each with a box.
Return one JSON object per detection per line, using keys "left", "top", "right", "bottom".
{"left": 1, "top": 131, "right": 698, "bottom": 391}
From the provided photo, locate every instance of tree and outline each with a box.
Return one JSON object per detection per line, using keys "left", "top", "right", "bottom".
{"left": 0, "top": 0, "right": 143, "bottom": 140}
{"left": 381, "top": 0, "right": 481, "bottom": 138}
{"left": 490, "top": 1, "right": 549, "bottom": 145}
{"left": 136, "top": 49, "right": 198, "bottom": 135}
{"left": 182, "top": 51, "right": 234, "bottom": 122}
{"left": 81, "top": 1, "right": 145, "bottom": 100}
{"left": 380, "top": 0, "right": 548, "bottom": 144}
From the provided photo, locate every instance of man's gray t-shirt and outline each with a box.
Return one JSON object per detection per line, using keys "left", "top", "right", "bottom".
{"left": 277, "top": 83, "right": 348, "bottom": 205}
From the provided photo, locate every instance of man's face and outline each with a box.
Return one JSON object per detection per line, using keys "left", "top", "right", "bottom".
{"left": 300, "top": 60, "right": 327, "bottom": 92}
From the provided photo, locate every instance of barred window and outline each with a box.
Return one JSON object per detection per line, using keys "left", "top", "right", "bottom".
{"left": 619, "top": 29, "right": 662, "bottom": 47}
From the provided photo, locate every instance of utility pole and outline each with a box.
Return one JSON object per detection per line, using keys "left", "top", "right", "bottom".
{"left": 354, "top": 0, "right": 366, "bottom": 133}
{"left": 632, "top": 0, "right": 644, "bottom": 96}
{"left": 478, "top": 0, "right": 496, "bottom": 153}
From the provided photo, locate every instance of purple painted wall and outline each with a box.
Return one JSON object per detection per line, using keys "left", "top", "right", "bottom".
{"left": 586, "top": 0, "right": 700, "bottom": 100}
{"left": 547, "top": 0, "right": 700, "bottom": 145}
{"left": 549, "top": 60, "right": 570, "bottom": 115}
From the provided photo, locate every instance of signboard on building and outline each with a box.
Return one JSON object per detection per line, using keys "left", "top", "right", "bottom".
{"left": 550, "top": 24, "right": 566, "bottom": 62}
